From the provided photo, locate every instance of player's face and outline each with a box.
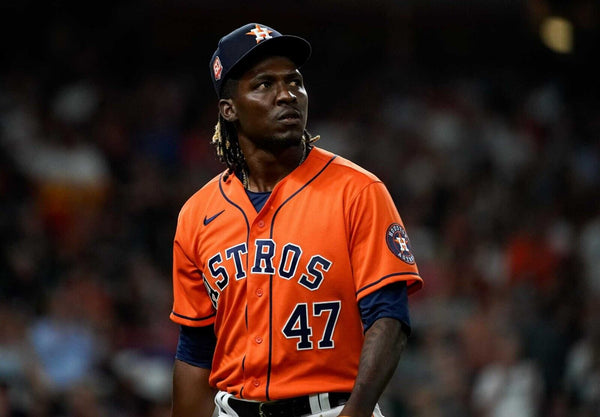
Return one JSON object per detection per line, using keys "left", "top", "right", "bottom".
{"left": 223, "top": 56, "right": 308, "bottom": 149}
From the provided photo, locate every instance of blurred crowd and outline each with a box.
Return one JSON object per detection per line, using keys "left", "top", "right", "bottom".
{"left": 1, "top": 3, "right": 600, "bottom": 417}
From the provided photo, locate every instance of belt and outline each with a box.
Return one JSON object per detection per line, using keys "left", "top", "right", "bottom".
{"left": 228, "top": 392, "right": 351, "bottom": 417}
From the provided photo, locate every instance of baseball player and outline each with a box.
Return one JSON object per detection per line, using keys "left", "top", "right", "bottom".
{"left": 170, "top": 23, "right": 423, "bottom": 417}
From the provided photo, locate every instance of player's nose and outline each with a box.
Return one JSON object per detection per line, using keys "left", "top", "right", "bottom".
{"left": 275, "top": 83, "right": 297, "bottom": 104}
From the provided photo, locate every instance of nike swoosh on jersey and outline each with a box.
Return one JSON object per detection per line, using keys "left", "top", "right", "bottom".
{"left": 203, "top": 210, "right": 225, "bottom": 226}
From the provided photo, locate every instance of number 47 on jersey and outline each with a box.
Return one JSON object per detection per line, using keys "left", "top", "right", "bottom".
{"left": 282, "top": 301, "right": 341, "bottom": 351}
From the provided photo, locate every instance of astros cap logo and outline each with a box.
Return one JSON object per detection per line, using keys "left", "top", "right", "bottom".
{"left": 246, "top": 24, "right": 273, "bottom": 43}
{"left": 213, "top": 56, "right": 223, "bottom": 80}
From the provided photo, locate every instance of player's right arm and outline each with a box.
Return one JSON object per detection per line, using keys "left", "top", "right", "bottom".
{"left": 172, "top": 359, "right": 216, "bottom": 417}
{"left": 171, "top": 198, "right": 219, "bottom": 417}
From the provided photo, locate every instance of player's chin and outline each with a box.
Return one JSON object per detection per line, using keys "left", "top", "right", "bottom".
{"left": 272, "top": 125, "right": 305, "bottom": 141}
{"left": 264, "top": 132, "right": 303, "bottom": 149}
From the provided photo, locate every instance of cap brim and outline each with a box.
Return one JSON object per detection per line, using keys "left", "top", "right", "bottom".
{"left": 228, "top": 35, "right": 312, "bottom": 79}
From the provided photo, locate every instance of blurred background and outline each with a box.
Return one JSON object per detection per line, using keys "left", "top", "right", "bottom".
{"left": 1, "top": 0, "right": 599, "bottom": 416}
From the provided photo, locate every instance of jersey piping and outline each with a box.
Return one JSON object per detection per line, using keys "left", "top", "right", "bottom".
{"left": 171, "top": 310, "right": 216, "bottom": 321}
{"left": 264, "top": 154, "right": 337, "bottom": 400}
{"left": 356, "top": 271, "right": 422, "bottom": 297}
{"left": 219, "top": 173, "right": 251, "bottom": 273}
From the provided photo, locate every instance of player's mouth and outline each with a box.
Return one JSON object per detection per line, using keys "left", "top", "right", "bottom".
{"left": 277, "top": 110, "right": 302, "bottom": 124}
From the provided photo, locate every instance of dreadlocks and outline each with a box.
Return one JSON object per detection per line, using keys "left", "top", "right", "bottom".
{"left": 211, "top": 114, "right": 248, "bottom": 180}
{"left": 211, "top": 78, "right": 318, "bottom": 185}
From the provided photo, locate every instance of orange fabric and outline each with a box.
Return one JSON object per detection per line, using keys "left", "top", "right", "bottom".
{"left": 171, "top": 147, "right": 422, "bottom": 401}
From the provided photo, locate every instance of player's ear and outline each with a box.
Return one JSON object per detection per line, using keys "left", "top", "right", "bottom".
{"left": 219, "top": 99, "right": 237, "bottom": 122}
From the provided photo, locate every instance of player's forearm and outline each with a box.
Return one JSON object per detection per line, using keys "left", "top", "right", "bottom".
{"left": 340, "top": 318, "right": 407, "bottom": 417}
{"left": 172, "top": 359, "right": 217, "bottom": 417}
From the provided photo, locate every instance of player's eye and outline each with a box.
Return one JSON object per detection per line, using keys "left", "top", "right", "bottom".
{"left": 256, "top": 80, "right": 272, "bottom": 90}
{"left": 290, "top": 77, "right": 304, "bottom": 87}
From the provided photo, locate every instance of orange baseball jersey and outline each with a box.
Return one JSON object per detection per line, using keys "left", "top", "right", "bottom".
{"left": 171, "top": 146, "right": 423, "bottom": 401}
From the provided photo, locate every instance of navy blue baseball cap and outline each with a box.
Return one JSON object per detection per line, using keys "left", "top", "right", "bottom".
{"left": 210, "top": 23, "right": 312, "bottom": 98}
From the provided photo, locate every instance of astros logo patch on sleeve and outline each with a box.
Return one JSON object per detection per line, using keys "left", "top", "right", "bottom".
{"left": 386, "top": 223, "right": 415, "bottom": 264}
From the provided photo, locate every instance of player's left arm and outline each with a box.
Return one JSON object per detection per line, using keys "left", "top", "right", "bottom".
{"left": 172, "top": 359, "right": 217, "bottom": 417}
{"left": 341, "top": 180, "right": 422, "bottom": 417}
{"left": 338, "top": 317, "right": 407, "bottom": 417}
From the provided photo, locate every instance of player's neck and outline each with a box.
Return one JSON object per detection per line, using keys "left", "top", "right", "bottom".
{"left": 240, "top": 140, "right": 307, "bottom": 192}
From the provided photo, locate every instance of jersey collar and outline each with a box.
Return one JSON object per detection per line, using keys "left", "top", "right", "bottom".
{"left": 219, "top": 146, "right": 336, "bottom": 215}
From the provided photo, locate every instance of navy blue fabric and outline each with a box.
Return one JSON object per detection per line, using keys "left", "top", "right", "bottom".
{"left": 210, "top": 23, "right": 311, "bottom": 97}
{"left": 358, "top": 281, "right": 411, "bottom": 335}
{"left": 246, "top": 189, "right": 271, "bottom": 212}
{"left": 175, "top": 325, "right": 216, "bottom": 369}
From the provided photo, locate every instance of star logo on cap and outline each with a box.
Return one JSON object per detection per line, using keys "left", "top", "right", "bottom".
{"left": 246, "top": 24, "right": 273, "bottom": 44}
{"left": 213, "top": 56, "right": 223, "bottom": 80}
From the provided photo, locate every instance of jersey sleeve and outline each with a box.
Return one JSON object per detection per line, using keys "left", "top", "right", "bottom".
{"left": 170, "top": 211, "right": 216, "bottom": 327}
{"left": 348, "top": 181, "right": 423, "bottom": 300}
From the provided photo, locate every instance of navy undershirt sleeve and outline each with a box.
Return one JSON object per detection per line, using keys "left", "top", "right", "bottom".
{"left": 358, "top": 281, "right": 411, "bottom": 335}
{"left": 175, "top": 325, "right": 216, "bottom": 369}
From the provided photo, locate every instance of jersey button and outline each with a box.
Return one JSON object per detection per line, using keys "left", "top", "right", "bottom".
{"left": 253, "top": 379, "right": 260, "bottom": 387}
{"left": 255, "top": 336, "right": 263, "bottom": 344}
{"left": 257, "top": 220, "right": 265, "bottom": 228}
{"left": 256, "top": 288, "right": 263, "bottom": 297}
